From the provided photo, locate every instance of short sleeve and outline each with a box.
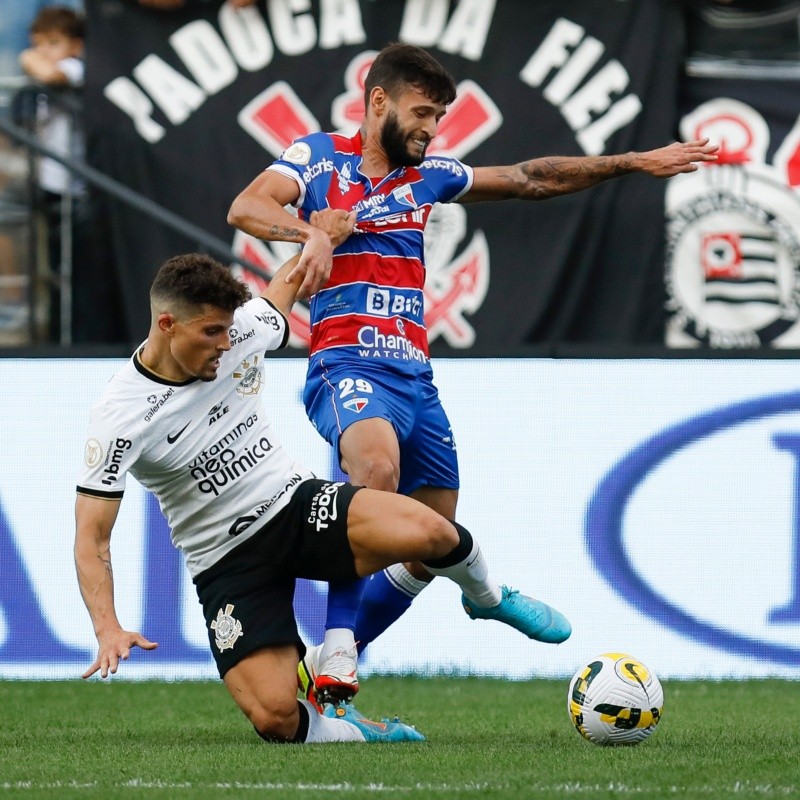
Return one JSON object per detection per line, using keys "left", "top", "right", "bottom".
{"left": 76, "top": 401, "right": 141, "bottom": 498}
{"left": 233, "top": 297, "right": 290, "bottom": 353}
{"left": 418, "top": 157, "right": 474, "bottom": 203}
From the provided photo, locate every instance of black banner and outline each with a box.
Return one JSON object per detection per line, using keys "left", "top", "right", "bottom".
{"left": 85, "top": 0, "right": 684, "bottom": 347}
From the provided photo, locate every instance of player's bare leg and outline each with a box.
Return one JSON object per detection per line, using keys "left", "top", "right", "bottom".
{"left": 225, "top": 645, "right": 423, "bottom": 743}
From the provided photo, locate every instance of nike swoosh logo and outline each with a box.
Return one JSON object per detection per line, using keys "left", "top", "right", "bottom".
{"left": 166, "top": 421, "right": 191, "bottom": 444}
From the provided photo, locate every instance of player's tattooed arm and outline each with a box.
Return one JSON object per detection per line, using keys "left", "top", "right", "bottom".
{"left": 264, "top": 209, "right": 356, "bottom": 310}
{"left": 74, "top": 494, "right": 157, "bottom": 678}
{"left": 229, "top": 169, "right": 338, "bottom": 297}
{"left": 267, "top": 224, "right": 301, "bottom": 239}
{"left": 462, "top": 139, "right": 718, "bottom": 202}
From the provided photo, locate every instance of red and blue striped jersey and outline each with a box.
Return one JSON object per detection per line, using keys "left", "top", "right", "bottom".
{"left": 268, "top": 131, "right": 473, "bottom": 375}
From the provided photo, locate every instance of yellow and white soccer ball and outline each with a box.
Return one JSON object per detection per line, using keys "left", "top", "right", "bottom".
{"left": 567, "top": 653, "right": 664, "bottom": 746}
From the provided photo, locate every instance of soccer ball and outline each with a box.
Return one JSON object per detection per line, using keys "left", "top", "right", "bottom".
{"left": 567, "top": 653, "right": 664, "bottom": 746}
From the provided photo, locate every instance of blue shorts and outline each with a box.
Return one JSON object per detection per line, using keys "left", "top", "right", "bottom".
{"left": 303, "top": 357, "right": 459, "bottom": 495}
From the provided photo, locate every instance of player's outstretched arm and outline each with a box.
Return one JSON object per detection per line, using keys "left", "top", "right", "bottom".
{"left": 263, "top": 209, "right": 356, "bottom": 312}
{"left": 74, "top": 494, "right": 157, "bottom": 678}
{"left": 463, "top": 138, "right": 718, "bottom": 203}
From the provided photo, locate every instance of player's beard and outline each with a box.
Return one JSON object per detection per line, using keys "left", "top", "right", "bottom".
{"left": 381, "top": 110, "right": 428, "bottom": 167}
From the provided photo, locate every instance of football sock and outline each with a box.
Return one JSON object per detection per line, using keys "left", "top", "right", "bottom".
{"left": 422, "top": 520, "right": 502, "bottom": 608}
{"left": 325, "top": 577, "right": 366, "bottom": 632}
{"left": 320, "top": 626, "right": 357, "bottom": 664}
{"left": 354, "top": 564, "right": 429, "bottom": 654}
{"left": 254, "top": 700, "right": 312, "bottom": 743}
{"left": 300, "top": 699, "right": 365, "bottom": 743}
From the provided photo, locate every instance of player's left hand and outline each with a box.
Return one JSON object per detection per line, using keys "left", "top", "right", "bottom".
{"left": 309, "top": 209, "right": 356, "bottom": 248}
{"left": 82, "top": 628, "right": 158, "bottom": 680}
{"left": 634, "top": 138, "right": 718, "bottom": 178}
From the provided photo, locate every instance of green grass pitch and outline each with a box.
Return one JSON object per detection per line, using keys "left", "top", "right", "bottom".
{"left": 0, "top": 677, "right": 797, "bottom": 799}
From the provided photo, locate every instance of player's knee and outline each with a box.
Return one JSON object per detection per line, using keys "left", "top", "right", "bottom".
{"left": 419, "top": 510, "right": 459, "bottom": 558}
{"left": 250, "top": 697, "right": 299, "bottom": 742}
{"left": 354, "top": 455, "right": 399, "bottom": 492}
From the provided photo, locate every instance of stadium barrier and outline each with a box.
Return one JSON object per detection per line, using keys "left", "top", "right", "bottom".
{"left": 2, "top": 356, "right": 799, "bottom": 680}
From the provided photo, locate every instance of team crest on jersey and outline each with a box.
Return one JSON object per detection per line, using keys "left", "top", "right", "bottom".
{"left": 210, "top": 604, "right": 243, "bottom": 652}
{"left": 343, "top": 397, "right": 369, "bottom": 413}
{"left": 666, "top": 99, "right": 800, "bottom": 347}
{"left": 84, "top": 438, "right": 102, "bottom": 468}
{"left": 392, "top": 184, "right": 416, "bottom": 209}
{"left": 232, "top": 355, "right": 263, "bottom": 397}
{"left": 234, "top": 51, "right": 496, "bottom": 349}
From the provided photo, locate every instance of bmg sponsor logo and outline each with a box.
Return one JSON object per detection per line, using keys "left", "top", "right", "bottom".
{"left": 101, "top": 438, "right": 132, "bottom": 486}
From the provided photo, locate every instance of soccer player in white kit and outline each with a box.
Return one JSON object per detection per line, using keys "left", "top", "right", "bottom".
{"left": 74, "top": 210, "right": 570, "bottom": 743}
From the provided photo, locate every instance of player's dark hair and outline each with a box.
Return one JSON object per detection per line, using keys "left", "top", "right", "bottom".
{"left": 364, "top": 43, "right": 457, "bottom": 107}
{"left": 30, "top": 7, "right": 85, "bottom": 40}
{"left": 150, "top": 253, "right": 251, "bottom": 315}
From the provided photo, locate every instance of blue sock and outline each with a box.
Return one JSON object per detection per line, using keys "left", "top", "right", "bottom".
{"left": 355, "top": 566, "right": 427, "bottom": 654}
{"left": 326, "top": 577, "right": 367, "bottom": 632}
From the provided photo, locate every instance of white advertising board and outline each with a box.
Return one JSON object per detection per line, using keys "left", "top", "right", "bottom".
{"left": 1, "top": 357, "right": 799, "bottom": 680}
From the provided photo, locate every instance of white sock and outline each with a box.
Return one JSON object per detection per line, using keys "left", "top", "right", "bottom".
{"left": 301, "top": 699, "right": 366, "bottom": 743}
{"left": 423, "top": 540, "right": 502, "bottom": 608}
{"left": 320, "top": 627, "right": 356, "bottom": 665}
{"left": 385, "top": 562, "right": 430, "bottom": 598}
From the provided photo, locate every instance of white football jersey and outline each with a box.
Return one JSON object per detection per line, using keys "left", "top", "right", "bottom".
{"left": 77, "top": 297, "right": 315, "bottom": 577}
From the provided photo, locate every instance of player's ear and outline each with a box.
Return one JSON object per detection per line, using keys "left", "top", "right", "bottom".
{"left": 370, "top": 86, "right": 386, "bottom": 116}
{"left": 157, "top": 312, "right": 177, "bottom": 336}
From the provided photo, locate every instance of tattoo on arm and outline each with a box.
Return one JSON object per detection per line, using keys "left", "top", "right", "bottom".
{"left": 99, "top": 554, "right": 113, "bottom": 580}
{"left": 268, "top": 225, "right": 301, "bottom": 240}
{"left": 519, "top": 154, "right": 630, "bottom": 199}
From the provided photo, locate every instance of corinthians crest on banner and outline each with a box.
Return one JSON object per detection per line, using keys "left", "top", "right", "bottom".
{"left": 667, "top": 95, "right": 800, "bottom": 348}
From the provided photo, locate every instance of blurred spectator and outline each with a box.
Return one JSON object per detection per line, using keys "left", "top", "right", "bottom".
{"left": 18, "top": 7, "right": 121, "bottom": 344}
{"left": 19, "top": 7, "right": 86, "bottom": 199}
{"left": 0, "top": 0, "right": 83, "bottom": 81}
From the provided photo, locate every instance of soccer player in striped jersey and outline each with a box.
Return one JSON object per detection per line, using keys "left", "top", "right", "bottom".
{"left": 228, "top": 43, "right": 718, "bottom": 702}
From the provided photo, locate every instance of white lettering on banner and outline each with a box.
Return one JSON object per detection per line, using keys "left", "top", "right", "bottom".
{"left": 438, "top": 0, "right": 496, "bottom": 61}
{"left": 398, "top": 0, "right": 449, "bottom": 48}
{"left": 268, "top": 0, "right": 319, "bottom": 57}
{"left": 219, "top": 4, "right": 274, "bottom": 72}
{"left": 319, "top": 0, "right": 366, "bottom": 49}
{"left": 400, "top": 0, "right": 494, "bottom": 60}
{"left": 102, "top": 3, "right": 644, "bottom": 158}
{"left": 519, "top": 17, "right": 642, "bottom": 155}
{"left": 103, "top": 78, "right": 166, "bottom": 143}
{"left": 133, "top": 55, "right": 206, "bottom": 125}
{"left": 170, "top": 21, "right": 238, "bottom": 95}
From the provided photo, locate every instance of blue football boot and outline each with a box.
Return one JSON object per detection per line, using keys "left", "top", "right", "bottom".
{"left": 323, "top": 702, "right": 426, "bottom": 742}
{"left": 462, "top": 585, "right": 571, "bottom": 643}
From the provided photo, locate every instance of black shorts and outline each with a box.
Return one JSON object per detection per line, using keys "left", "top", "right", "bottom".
{"left": 193, "top": 479, "right": 362, "bottom": 678}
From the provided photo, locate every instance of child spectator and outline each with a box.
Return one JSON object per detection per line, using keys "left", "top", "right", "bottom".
{"left": 18, "top": 7, "right": 122, "bottom": 344}
{"left": 19, "top": 6, "right": 86, "bottom": 199}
